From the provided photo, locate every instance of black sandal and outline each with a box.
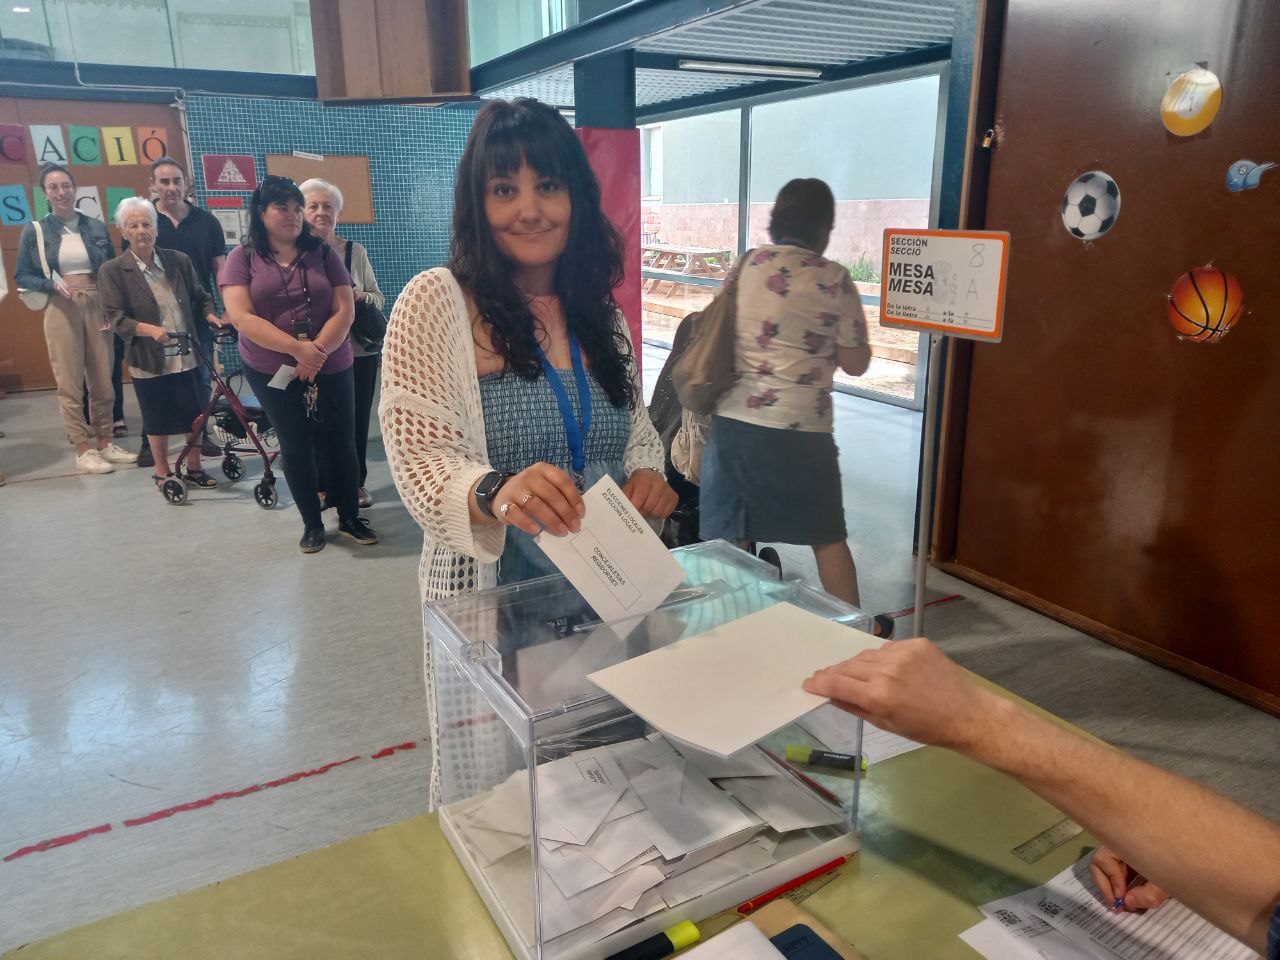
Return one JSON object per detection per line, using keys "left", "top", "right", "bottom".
{"left": 185, "top": 469, "right": 217, "bottom": 489}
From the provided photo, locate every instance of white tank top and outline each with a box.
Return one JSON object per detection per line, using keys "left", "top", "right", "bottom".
{"left": 56, "top": 224, "right": 92, "bottom": 276}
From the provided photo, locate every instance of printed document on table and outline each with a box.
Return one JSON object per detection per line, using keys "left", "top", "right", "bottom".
{"left": 536, "top": 475, "right": 686, "bottom": 625}
{"left": 979, "top": 856, "right": 1256, "bottom": 960}
{"left": 680, "top": 921, "right": 787, "bottom": 959}
{"left": 588, "top": 602, "right": 880, "bottom": 757}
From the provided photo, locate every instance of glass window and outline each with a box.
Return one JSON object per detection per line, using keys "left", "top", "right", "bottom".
{"left": 749, "top": 74, "right": 940, "bottom": 402}
{"left": 639, "top": 109, "right": 741, "bottom": 350}
{"left": 1, "top": 0, "right": 315, "bottom": 75}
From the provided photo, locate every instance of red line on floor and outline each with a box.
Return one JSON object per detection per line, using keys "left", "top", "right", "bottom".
{"left": 3, "top": 823, "right": 112, "bottom": 862}
{"left": 122, "top": 756, "right": 361, "bottom": 827}
{"left": 371, "top": 741, "right": 417, "bottom": 759}
{"left": 884, "top": 593, "right": 964, "bottom": 621}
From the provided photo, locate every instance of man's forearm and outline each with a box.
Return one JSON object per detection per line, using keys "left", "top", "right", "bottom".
{"left": 966, "top": 695, "right": 1280, "bottom": 950}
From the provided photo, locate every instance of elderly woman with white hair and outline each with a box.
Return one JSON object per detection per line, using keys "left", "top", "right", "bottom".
{"left": 99, "top": 196, "right": 220, "bottom": 489}
{"left": 300, "top": 177, "right": 385, "bottom": 508}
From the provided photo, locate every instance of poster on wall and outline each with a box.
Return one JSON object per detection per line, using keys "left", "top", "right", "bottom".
{"left": 879, "top": 228, "right": 1011, "bottom": 342}
{"left": 213, "top": 208, "right": 248, "bottom": 246}
{"left": 0, "top": 185, "right": 31, "bottom": 225}
{"left": 0, "top": 124, "right": 27, "bottom": 163}
{"left": 74, "top": 186, "right": 104, "bottom": 221}
{"left": 202, "top": 154, "right": 256, "bottom": 192}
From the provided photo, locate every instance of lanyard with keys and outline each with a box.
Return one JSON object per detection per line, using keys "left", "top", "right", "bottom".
{"left": 534, "top": 333, "right": 591, "bottom": 491}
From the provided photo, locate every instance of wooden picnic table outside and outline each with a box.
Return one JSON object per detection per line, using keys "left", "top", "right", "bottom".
{"left": 642, "top": 242, "right": 734, "bottom": 276}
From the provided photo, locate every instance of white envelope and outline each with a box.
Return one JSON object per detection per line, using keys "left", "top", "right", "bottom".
{"left": 536, "top": 750, "right": 629, "bottom": 845}
{"left": 545, "top": 888, "right": 666, "bottom": 955}
{"left": 717, "top": 775, "right": 846, "bottom": 834}
{"left": 579, "top": 812, "right": 660, "bottom": 873}
{"left": 540, "top": 840, "right": 659, "bottom": 899}
{"left": 657, "top": 838, "right": 777, "bottom": 908}
{"left": 538, "top": 862, "right": 666, "bottom": 940}
{"left": 535, "top": 475, "right": 685, "bottom": 625}
{"left": 629, "top": 760, "right": 759, "bottom": 860}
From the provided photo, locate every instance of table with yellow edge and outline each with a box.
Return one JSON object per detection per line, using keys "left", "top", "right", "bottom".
{"left": 5, "top": 687, "right": 1096, "bottom": 960}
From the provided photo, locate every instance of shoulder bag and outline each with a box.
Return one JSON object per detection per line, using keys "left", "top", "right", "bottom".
{"left": 670, "top": 251, "right": 749, "bottom": 415}
{"left": 18, "top": 219, "right": 51, "bottom": 311}
{"left": 344, "top": 241, "right": 387, "bottom": 351}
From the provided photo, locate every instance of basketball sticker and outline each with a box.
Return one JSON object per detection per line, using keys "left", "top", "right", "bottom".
{"left": 1061, "top": 171, "right": 1120, "bottom": 241}
{"left": 1166, "top": 267, "right": 1244, "bottom": 343}
{"left": 1161, "top": 67, "right": 1222, "bottom": 137}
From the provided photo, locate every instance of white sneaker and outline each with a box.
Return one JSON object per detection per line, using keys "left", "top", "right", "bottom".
{"left": 76, "top": 448, "right": 115, "bottom": 474}
{"left": 97, "top": 443, "right": 139, "bottom": 464}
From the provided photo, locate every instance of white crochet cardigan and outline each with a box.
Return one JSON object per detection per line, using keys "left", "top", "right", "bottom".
{"left": 379, "top": 267, "right": 664, "bottom": 803}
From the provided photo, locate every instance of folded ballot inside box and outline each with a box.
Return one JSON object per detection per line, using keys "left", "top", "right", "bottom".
{"left": 428, "top": 541, "right": 871, "bottom": 960}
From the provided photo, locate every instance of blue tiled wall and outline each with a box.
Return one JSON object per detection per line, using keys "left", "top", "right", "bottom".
{"left": 184, "top": 94, "right": 479, "bottom": 309}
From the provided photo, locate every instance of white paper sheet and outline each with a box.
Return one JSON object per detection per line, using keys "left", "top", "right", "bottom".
{"left": 961, "top": 914, "right": 1106, "bottom": 960}
{"left": 798, "top": 703, "right": 925, "bottom": 765}
{"left": 544, "top": 888, "right": 666, "bottom": 956}
{"left": 980, "top": 857, "right": 1256, "bottom": 960}
{"left": 267, "top": 364, "right": 297, "bottom": 389}
{"left": 717, "top": 775, "right": 846, "bottom": 834}
{"left": 538, "top": 861, "right": 666, "bottom": 940}
{"left": 589, "top": 602, "right": 881, "bottom": 757}
{"left": 536, "top": 751, "right": 629, "bottom": 845}
{"left": 681, "top": 921, "right": 787, "bottom": 959}
{"left": 629, "top": 760, "right": 759, "bottom": 860}
{"left": 578, "top": 813, "right": 659, "bottom": 873}
{"left": 535, "top": 475, "right": 686, "bottom": 625}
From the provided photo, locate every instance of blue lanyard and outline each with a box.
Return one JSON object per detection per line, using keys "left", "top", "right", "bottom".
{"left": 534, "top": 333, "right": 592, "bottom": 490}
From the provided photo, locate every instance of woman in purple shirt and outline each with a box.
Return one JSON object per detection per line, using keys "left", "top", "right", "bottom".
{"left": 220, "top": 175, "right": 378, "bottom": 553}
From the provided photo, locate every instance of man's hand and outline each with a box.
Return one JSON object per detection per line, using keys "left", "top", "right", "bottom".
{"left": 1090, "top": 847, "right": 1170, "bottom": 912}
{"left": 803, "top": 637, "right": 1004, "bottom": 752}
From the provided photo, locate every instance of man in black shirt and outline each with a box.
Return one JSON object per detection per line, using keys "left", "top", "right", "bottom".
{"left": 138, "top": 157, "right": 227, "bottom": 461}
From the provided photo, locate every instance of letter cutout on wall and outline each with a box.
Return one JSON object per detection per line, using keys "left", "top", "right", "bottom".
{"left": 136, "top": 127, "right": 168, "bottom": 163}
{"left": 0, "top": 185, "right": 32, "bottom": 225}
{"left": 74, "top": 186, "right": 104, "bottom": 221}
{"left": 0, "top": 124, "right": 28, "bottom": 163}
{"left": 29, "top": 125, "right": 68, "bottom": 164}
{"left": 69, "top": 125, "right": 102, "bottom": 165}
{"left": 105, "top": 187, "right": 137, "bottom": 223}
{"left": 101, "top": 126, "right": 138, "bottom": 165}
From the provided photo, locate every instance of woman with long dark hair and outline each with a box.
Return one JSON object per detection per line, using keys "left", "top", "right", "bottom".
{"left": 220, "top": 175, "right": 378, "bottom": 553}
{"left": 381, "top": 97, "right": 675, "bottom": 800}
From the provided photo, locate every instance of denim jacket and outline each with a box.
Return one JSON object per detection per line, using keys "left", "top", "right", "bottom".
{"left": 14, "top": 212, "right": 115, "bottom": 292}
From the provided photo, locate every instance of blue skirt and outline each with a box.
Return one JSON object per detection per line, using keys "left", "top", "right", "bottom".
{"left": 699, "top": 415, "right": 848, "bottom": 546}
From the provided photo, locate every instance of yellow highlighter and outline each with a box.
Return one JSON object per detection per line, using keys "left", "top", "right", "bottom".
{"left": 605, "top": 921, "right": 700, "bottom": 959}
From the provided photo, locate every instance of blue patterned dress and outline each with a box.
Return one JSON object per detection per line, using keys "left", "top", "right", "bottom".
{"left": 480, "top": 368, "right": 630, "bottom": 585}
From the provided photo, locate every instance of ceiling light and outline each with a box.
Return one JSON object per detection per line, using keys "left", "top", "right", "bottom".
{"left": 677, "top": 59, "right": 822, "bottom": 80}
{"left": 13, "top": 6, "right": 32, "bottom": 12}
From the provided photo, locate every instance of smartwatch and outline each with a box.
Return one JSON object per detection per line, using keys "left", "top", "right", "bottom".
{"left": 474, "top": 471, "right": 515, "bottom": 519}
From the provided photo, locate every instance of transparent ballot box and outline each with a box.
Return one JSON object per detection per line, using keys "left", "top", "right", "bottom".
{"left": 428, "top": 541, "right": 871, "bottom": 960}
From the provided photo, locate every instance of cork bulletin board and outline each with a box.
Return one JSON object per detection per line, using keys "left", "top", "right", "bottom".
{"left": 265, "top": 153, "right": 373, "bottom": 223}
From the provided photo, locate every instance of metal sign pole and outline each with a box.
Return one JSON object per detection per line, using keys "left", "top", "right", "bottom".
{"left": 912, "top": 334, "right": 945, "bottom": 639}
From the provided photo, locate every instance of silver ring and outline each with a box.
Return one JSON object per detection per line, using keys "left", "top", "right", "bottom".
{"left": 520, "top": 492, "right": 533, "bottom": 507}
{"left": 499, "top": 502, "right": 511, "bottom": 518}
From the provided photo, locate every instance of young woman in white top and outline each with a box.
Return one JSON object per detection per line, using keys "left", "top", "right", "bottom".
{"left": 15, "top": 164, "right": 137, "bottom": 473}
{"left": 380, "top": 98, "right": 676, "bottom": 803}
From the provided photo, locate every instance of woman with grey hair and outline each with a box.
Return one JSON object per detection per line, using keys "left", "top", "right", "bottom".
{"left": 301, "top": 177, "right": 385, "bottom": 508}
{"left": 99, "top": 196, "right": 220, "bottom": 489}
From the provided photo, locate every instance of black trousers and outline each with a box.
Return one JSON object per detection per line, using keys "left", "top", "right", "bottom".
{"left": 352, "top": 353, "right": 380, "bottom": 487}
{"left": 83, "top": 332, "right": 125, "bottom": 425}
{"left": 244, "top": 364, "right": 359, "bottom": 528}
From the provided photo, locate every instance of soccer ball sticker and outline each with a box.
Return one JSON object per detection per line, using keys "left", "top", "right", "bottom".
{"left": 1061, "top": 170, "right": 1121, "bottom": 241}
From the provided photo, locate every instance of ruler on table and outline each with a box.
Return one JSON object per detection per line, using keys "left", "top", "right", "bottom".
{"left": 1012, "top": 817, "right": 1083, "bottom": 863}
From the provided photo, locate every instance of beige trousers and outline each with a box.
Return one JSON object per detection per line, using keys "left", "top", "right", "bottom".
{"left": 43, "top": 288, "right": 112, "bottom": 446}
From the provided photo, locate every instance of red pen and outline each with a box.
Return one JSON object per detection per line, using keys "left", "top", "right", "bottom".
{"left": 736, "top": 856, "right": 847, "bottom": 914}
{"left": 759, "top": 747, "right": 843, "bottom": 807}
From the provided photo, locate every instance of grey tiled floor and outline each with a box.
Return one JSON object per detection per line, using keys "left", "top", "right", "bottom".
{"left": 1, "top": 365, "right": 1276, "bottom": 952}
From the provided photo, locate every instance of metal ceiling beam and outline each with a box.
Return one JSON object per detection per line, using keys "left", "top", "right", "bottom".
{"left": 470, "top": 0, "right": 762, "bottom": 94}
{"left": 636, "top": 41, "right": 949, "bottom": 120}
{"left": 634, "top": 52, "right": 825, "bottom": 83}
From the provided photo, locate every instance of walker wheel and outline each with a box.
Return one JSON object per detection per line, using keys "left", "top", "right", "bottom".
{"left": 161, "top": 477, "right": 188, "bottom": 505}
{"left": 221, "top": 453, "right": 244, "bottom": 481}
{"left": 253, "top": 480, "right": 278, "bottom": 509}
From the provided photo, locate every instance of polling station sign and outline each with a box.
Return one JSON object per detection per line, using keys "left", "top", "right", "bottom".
{"left": 880, "top": 229, "right": 1010, "bottom": 343}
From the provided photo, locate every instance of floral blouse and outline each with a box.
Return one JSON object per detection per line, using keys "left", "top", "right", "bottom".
{"left": 717, "top": 243, "right": 868, "bottom": 433}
